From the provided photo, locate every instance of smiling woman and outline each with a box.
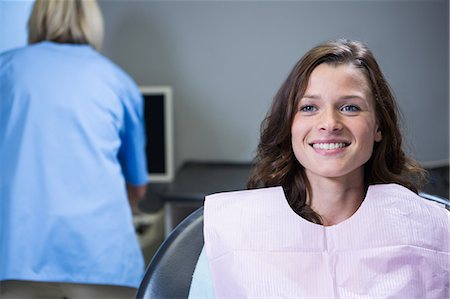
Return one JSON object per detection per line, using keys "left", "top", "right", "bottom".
{"left": 291, "top": 63, "right": 383, "bottom": 224}
{"left": 247, "top": 39, "right": 426, "bottom": 224}
{"left": 188, "top": 39, "right": 449, "bottom": 299}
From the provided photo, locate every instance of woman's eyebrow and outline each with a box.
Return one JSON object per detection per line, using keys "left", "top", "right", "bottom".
{"left": 339, "top": 94, "right": 366, "bottom": 100}
{"left": 301, "top": 94, "right": 365, "bottom": 101}
{"left": 301, "top": 94, "right": 320, "bottom": 100}
{"left": 300, "top": 93, "right": 369, "bottom": 103}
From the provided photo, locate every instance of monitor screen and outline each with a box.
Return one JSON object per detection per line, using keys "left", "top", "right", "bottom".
{"left": 140, "top": 86, "right": 174, "bottom": 182}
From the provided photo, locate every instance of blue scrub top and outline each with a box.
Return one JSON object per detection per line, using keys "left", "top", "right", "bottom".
{"left": 0, "top": 42, "right": 148, "bottom": 287}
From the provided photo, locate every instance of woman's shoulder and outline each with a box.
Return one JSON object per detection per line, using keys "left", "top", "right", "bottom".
{"left": 204, "top": 186, "right": 286, "bottom": 218}
{"left": 205, "top": 186, "right": 284, "bottom": 202}
{"left": 368, "top": 183, "right": 448, "bottom": 210}
{"left": 367, "top": 183, "right": 449, "bottom": 239}
{"left": 0, "top": 44, "right": 36, "bottom": 64}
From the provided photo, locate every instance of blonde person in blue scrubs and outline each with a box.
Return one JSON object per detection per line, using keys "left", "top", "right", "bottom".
{"left": 0, "top": 0, "right": 148, "bottom": 298}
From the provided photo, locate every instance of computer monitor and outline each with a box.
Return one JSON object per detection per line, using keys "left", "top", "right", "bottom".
{"left": 140, "top": 86, "right": 174, "bottom": 182}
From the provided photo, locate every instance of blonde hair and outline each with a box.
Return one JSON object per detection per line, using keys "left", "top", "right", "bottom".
{"left": 28, "top": 0, "right": 104, "bottom": 50}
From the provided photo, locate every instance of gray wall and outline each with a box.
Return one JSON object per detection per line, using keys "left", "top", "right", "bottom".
{"left": 0, "top": 0, "right": 33, "bottom": 53}
{"left": 99, "top": 0, "right": 449, "bottom": 170}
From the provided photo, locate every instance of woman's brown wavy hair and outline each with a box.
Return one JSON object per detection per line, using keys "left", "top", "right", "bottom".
{"left": 247, "top": 39, "right": 426, "bottom": 224}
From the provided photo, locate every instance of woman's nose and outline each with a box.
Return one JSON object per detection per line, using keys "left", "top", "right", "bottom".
{"left": 317, "top": 109, "right": 343, "bottom": 132}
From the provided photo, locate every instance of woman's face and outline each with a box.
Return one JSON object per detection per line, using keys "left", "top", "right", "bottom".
{"left": 291, "top": 63, "right": 382, "bottom": 184}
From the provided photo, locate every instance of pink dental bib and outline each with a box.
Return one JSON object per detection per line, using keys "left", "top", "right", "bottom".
{"left": 204, "top": 184, "right": 449, "bottom": 298}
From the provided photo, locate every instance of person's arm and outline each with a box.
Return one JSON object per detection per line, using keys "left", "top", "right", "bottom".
{"left": 126, "top": 182, "right": 148, "bottom": 214}
{"left": 188, "top": 246, "right": 216, "bottom": 298}
{"left": 118, "top": 78, "right": 149, "bottom": 214}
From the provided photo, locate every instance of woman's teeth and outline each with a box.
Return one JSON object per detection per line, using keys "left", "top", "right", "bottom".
{"left": 312, "top": 143, "right": 348, "bottom": 150}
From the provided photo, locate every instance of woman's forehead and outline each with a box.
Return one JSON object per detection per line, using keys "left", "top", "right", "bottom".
{"left": 303, "top": 63, "right": 372, "bottom": 97}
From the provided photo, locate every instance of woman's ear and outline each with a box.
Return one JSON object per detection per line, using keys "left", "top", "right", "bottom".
{"left": 374, "top": 127, "right": 382, "bottom": 142}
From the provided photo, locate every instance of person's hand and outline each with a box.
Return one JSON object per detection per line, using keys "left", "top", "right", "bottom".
{"left": 126, "top": 183, "right": 148, "bottom": 215}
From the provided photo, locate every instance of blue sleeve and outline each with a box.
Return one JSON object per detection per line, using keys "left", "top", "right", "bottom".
{"left": 188, "top": 246, "right": 216, "bottom": 299}
{"left": 117, "top": 79, "right": 149, "bottom": 186}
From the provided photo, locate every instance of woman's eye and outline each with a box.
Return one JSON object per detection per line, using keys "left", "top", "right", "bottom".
{"left": 341, "top": 105, "right": 360, "bottom": 112}
{"left": 299, "top": 105, "right": 317, "bottom": 112}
